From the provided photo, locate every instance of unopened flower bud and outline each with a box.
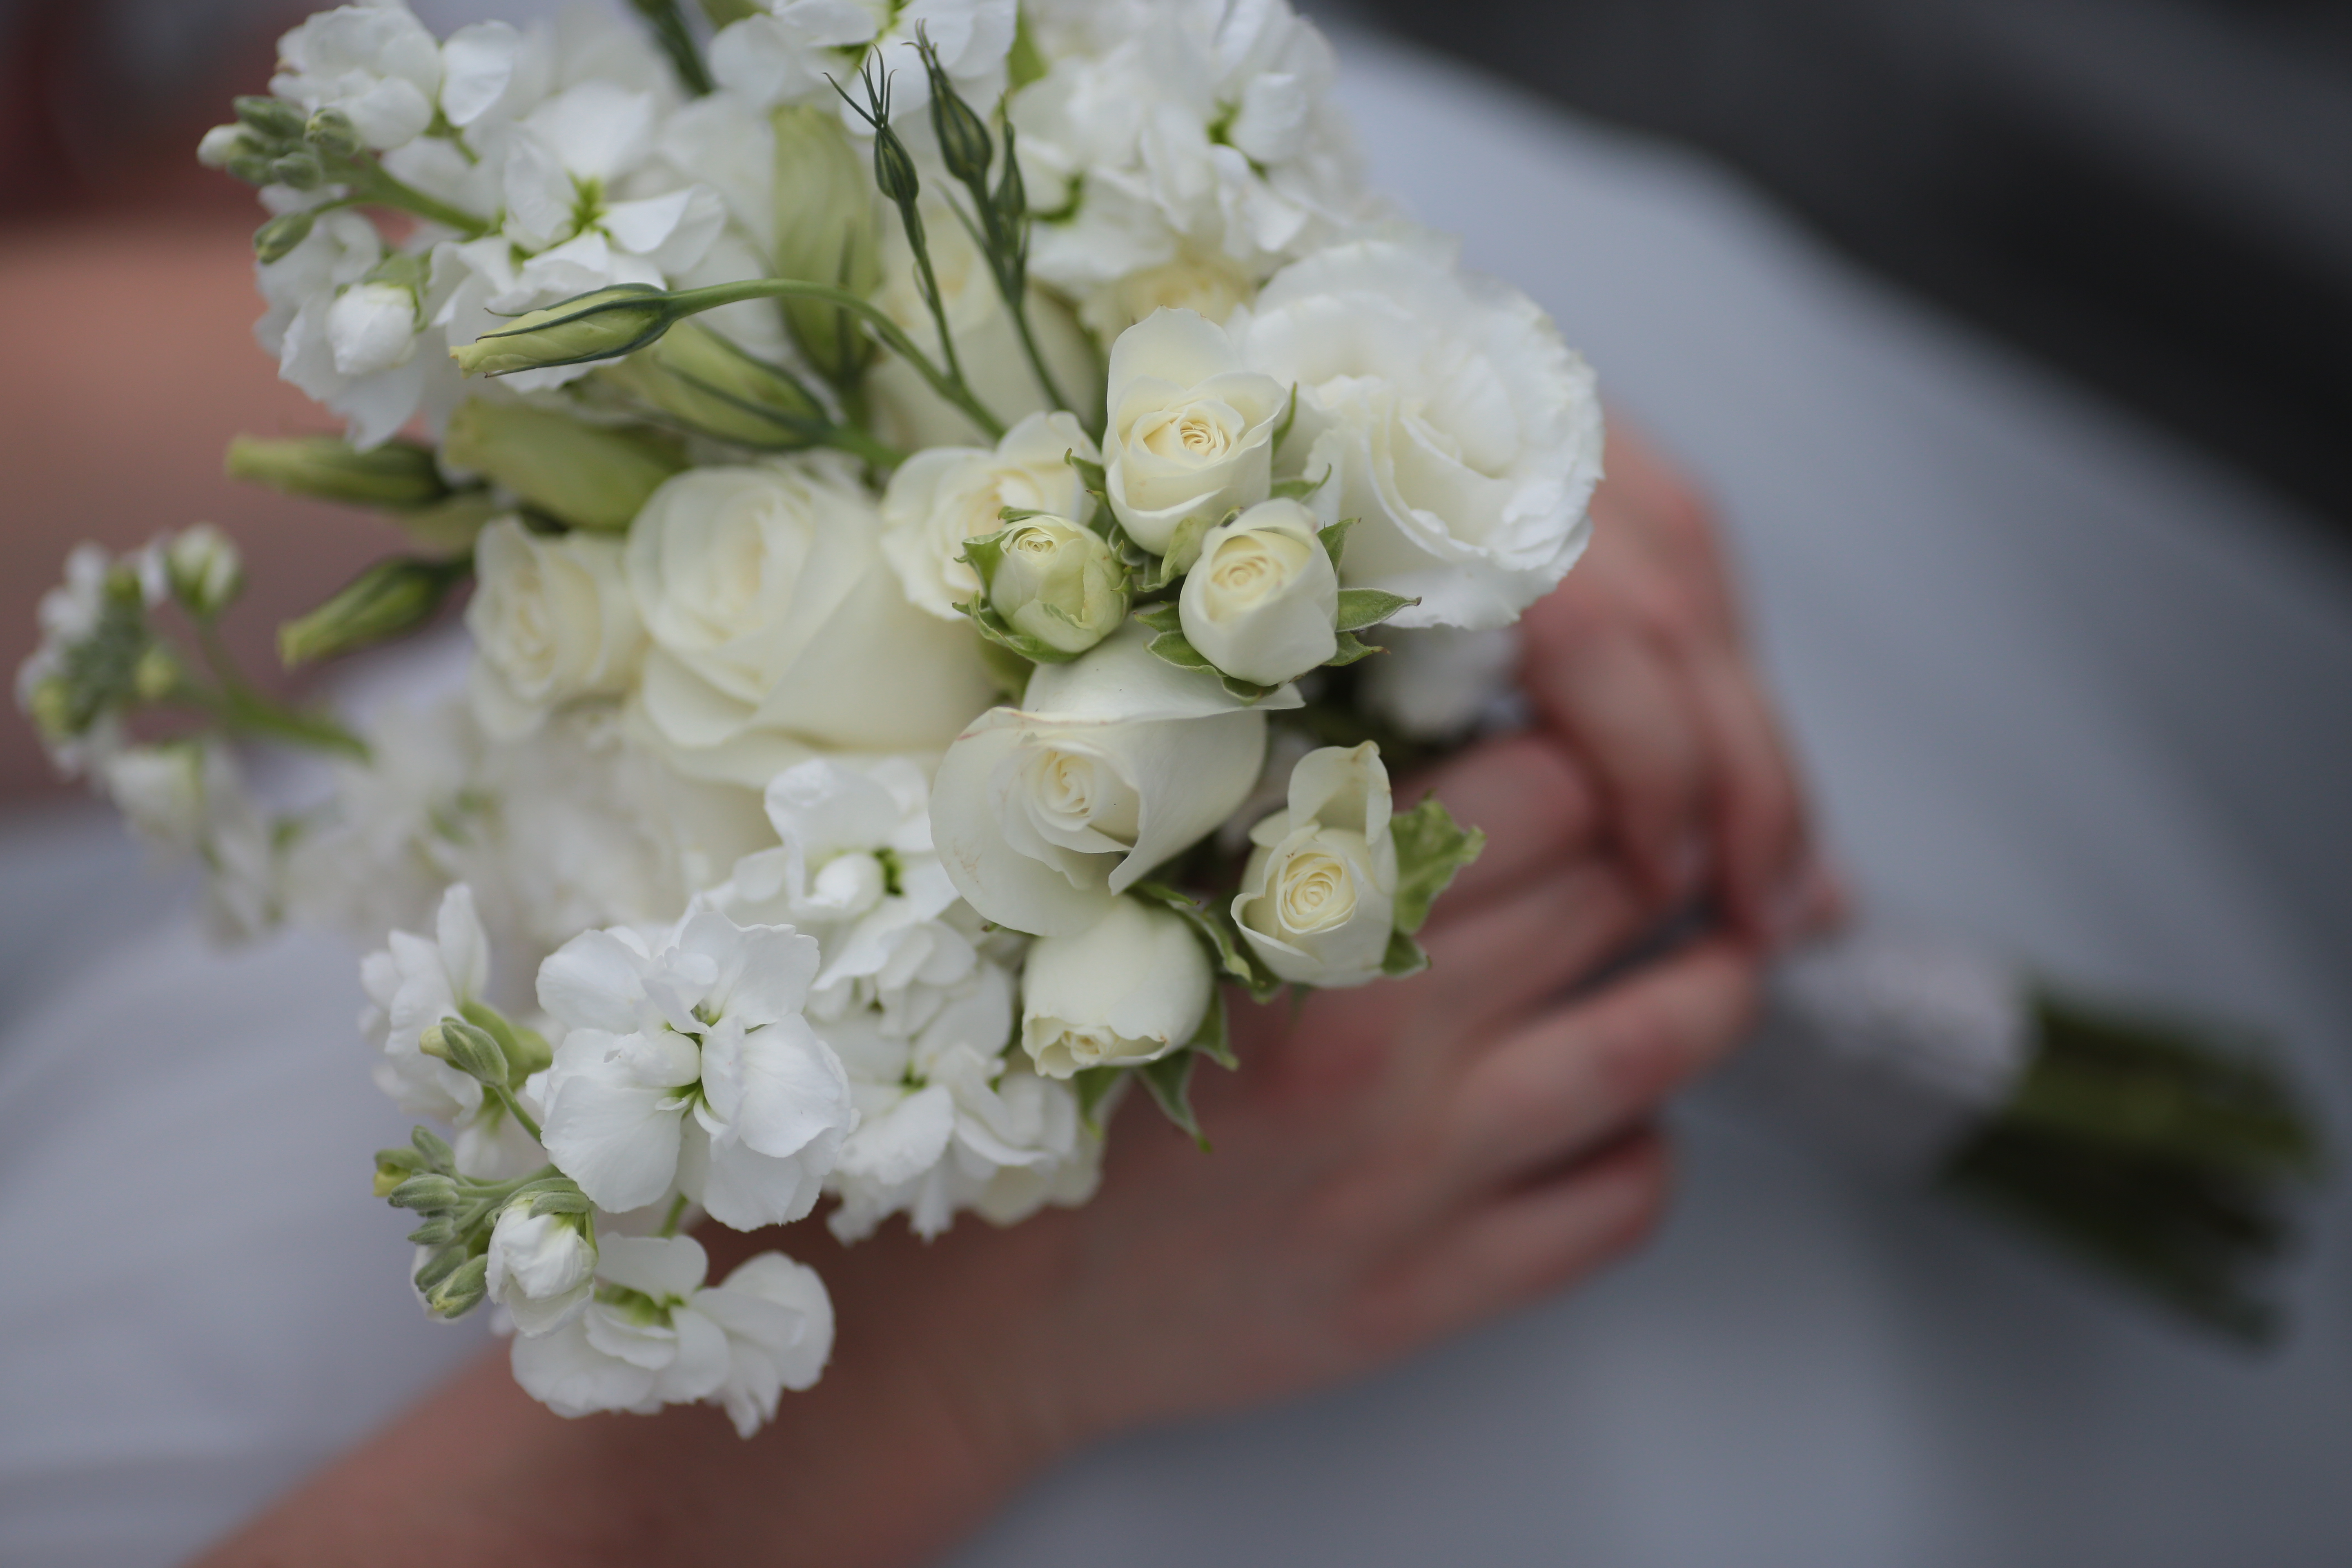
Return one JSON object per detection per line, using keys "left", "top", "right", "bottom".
{"left": 425, "top": 1253, "right": 490, "bottom": 1318}
{"left": 233, "top": 94, "right": 308, "bottom": 142}
{"left": 304, "top": 107, "right": 361, "bottom": 158}
{"left": 976, "top": 517, "right": 1127, "bottom": 656}
{"left": 270, "top": 149, "right": 326, "bottom": 190}
{"left": 441, "top": 400, "right": 684, "bottom": 532}
{"left": 407, "top": 1215, "right": 460, "bottom": 1246}
{"left": 421, "top": 1016, "right": 509, "bottom": 1086}
{"left": 196, "top": 124, "right": 254, "bottom": 169}
{"left": 770, "top": 103, "right": 882, "bottom": 381}
{"left": 388, "top": 1173, "right": 462, "bottom": 1213}
{"left": 372, "top": 1156, "right": 420, "bottom": 1198}
{"left": 925, "top": 71, "right": 993, "bottom": 188}
{"left": 449, "top": 285, "right": 674, "bottom": 377}
{"left": 131, "top": 641, "right": 186, "bottom": 702}
{"left": 163, "top": 524, "right": 244, "bottom": 620}
{"left": 225, "top": 434, "right": 452, "bottom": 510}
{"left": 596, "top": 320, "right": 826, "bottom": 447}
{"left": 226, "top": 153, "right": 279, "bottom": 187}
{"left": 278, "top": 555, "right": 467, "bottom": 666}
{"left": 872, "top": 121, "right": 921, "bottom": 207}
{"left": 253, "top": 208, "right": 316, "bottom": 264}
{"left": 25, "top": 677, "right": 76, "bottom": 744}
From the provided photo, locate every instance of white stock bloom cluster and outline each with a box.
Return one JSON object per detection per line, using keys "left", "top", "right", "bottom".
{"left": 1009, "top": 0, "right": 1365, "bottom": 334}
{"left": 710, "top": 0, "right": 1017, "bottom": 118}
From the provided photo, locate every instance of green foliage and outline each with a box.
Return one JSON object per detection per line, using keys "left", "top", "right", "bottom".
{"left": 1388, "top": 796, "right": 1486, "bottom": 937}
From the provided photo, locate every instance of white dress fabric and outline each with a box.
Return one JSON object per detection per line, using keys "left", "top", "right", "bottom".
{"left": 2, "top": 25, "right": 2348, "bottom": 1568}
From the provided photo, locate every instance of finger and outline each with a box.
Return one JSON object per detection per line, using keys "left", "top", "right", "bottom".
{"left": 1682, "top": 644, "right": 1810, "bottom": 941}
{"left": 1360, "top": 1131, "right": 1672, "bottom": 1350}
{"left": 1518, "top": 611, "right": 1710, "bottom": 902}
{"left": 1411, "top": 858, "right": 1649, "bottom": 1040}
{"left": 1405, "top": 733, "right": 1599, "bottom": 910}
{"left": 1441, "top": 938, "right": 1762, "bottom": 1191}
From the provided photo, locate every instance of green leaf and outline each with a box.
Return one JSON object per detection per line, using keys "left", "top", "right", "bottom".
{"left": 957, "top": 525, "right": 1013, "bottom": 595}
{"left": 960, "top": 597, "right": 1084, "bottom": 665}
{"left": 1066, "top": 449, "right": 1108, "bottom": 501}
{"left": 1389, "top": 796, "right": 1486, "bottom": 936}
{"left": 1073, "top": 1065, "right": 1125, "bottom": 1133}
{"left": 1132, "top": 601, "right": 1183, "bottom": 636}
{"left": 1130, "top": 880, "right": 1274, "bottom": 994}
{"left": 1268, "top": 466, "right": 1330, "bottom": 503}
{"left": 1317, "top": 517, "right": 1355, "bottom": 568}
{"left": 1146, "top": 626, "right": 1216, "bottom": 671}
{"left": 1270, "top": 381, "right": 1301, "bottom": 458}
{"left": 1334, "top": 588, "right": 1418, "bottom": 633}
{"left": 1189, "top": 987, "right": 1238, "bottom": 1071}
{"left": 1323, "top": 630, "right": 1382, "bottom": 667}
{"left": 1380, "top": 927, "right": 1430, "bottom": 978}
{"left": 1138, "top": 1049, "right": 1208, "bottom": 1149}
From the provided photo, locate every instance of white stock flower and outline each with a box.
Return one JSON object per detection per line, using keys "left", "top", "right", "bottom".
{"left": 931, "top": 624, "right": 1288, "bottom": 935}
{"left": 1178, "top": 497, "right": 1337, "bottom": 684}
{"left": 1010, "top": 0, "right": 1364, "bottom": 299}
{"left": 1101, "top": 309, "right": 1286, "bottom": 562}
{"left": 509, "top": 1234, "right": 832, "bottom": 1435}
{"left": 486, "top": 1204, "right": 596, "bottom": 1335}
{"left": 625, "top": 460, "right": 994, "bottom": 784}
{"left": 536, "top": 906, "right": 853, "bottom": 1229}
{"left": 259, "top": 205, "right": 459, "bottom": 449}
{"left": 1232, "top": 742, "right": 1396, "bottom": 987}
{"left": 1020, "top": 896, "right": 1212, "bottom": 1078}
{"left": 710, "top": 0, "right": 1016, "bottom": 117}
{"left": 879, "top": 412, "right": 1099, "bottom": 621}
{"left": 271, "top": 2, "right": 525, "bottom": 151}
{"left": 1237, "top": 237, "right": 1605, "bottom": 629}
{"left": 466, "top": 517, "right": 646, "bottom": 737}
{"left": 866, "top": 201, "right": 1101, "bottom": 451}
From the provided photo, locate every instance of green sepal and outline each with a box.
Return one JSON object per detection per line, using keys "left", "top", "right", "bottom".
{"left": 527, "top": 1188, "right": 595, "bottom": 1216}
{"left": 1073, "top": 1065, "right": 1124, "bottom": 1134}
{"left": 1138, "top": 623, "right": 1282, "bottom": 702}
{"left": 278, "top": 554, "right": 471, "bottom": 667}
{"left": 1066, "top": 450, "right": 1108, "bottom": 503}
{"left": 1129, "top": 880, "right": 1278, "bottom": 999}
{"left": 1380, "top": 927, "right": 1430, "bottom": 978}
{"left": 959, "top": 597, "right": 1084, "bottom": 665}
{"left": 1389, "top": 796, "right": 1486, "bottom": 936}
{"left": 461, "top": 998, "right": 550, "bottom": 1084}
{"left": 1334, "top": 588, "right": 1417, "bottom": 633}
{"left": 1138, "top": 1049, "right": 1208, "bottom": 1150}
{"left": 1189, "top": 986, "right": 1238, "bottom": 1071}
{"left": 1132, "top": 601, "right": 1183, "bottom": 637}
{"left": 1323, "top": 630, "right": 1382, "bottom": 668}
{"left": 1317, "top": 517, "right": 1355, "bottom": 568}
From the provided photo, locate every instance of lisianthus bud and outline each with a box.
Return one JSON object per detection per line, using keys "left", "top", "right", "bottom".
{"left": 1232, "top": 743, "right": 1398, "bottom": 988}
{"left": 1020, "top": 897, "right": 1214, "bottom": 1078}
{"left": 225, "top": 434, "right": 451, "bottom": 510}
{"left": 441, "top": 401, "right": 685, "bottom": 532}
{"left": 871, "top": 120, "right": 922, "bottom": 207}
{"left": 1178, "top": 499, "right": 1337, "bottom": 685}
{"left": 596, "top": 320, "right": 826, "bottom": 447}
{"left": 486, "top": 1204, "right": 597, "bottom": 1335}
{"left": 163, "top": 524, "right": 244, "bottom": 620}
{"left": 278, "top": 555, "right": 468, "bottom": 666}
{"left": 923, "top": 60, "right": 993, "bottom": 188}
{"left": 770, "top": 104, "right": 883, "bottom": 382}
{"left": 978, "top": 517, "right": 1127, "bottom": 657}
{"left": 450, "top": 286, "right": 675, "bottom": 378}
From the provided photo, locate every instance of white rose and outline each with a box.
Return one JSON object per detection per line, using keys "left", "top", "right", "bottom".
{"left": 1236, "top": 236, "right": 1604, "bottom": 629}
{"left": 931, "top": 624, "right": 1296, "bottom": 936}
{"left": 1020, "top": 895, "right": 1212, "bottom": 1078}
{"left": 980, "top": 515, "right": 1127, "bottom": 657}
{"left": 866, "top": 202, "right": 1103, "bottom": 451}
{"left": 485, "top": 1205, "right": 596, "bottom": 1336}
{"left": 879, "top": 411, "right": 1098, "bottom": 620}
{"left": 466, "top": 517, "right": 646, "bottom": 738}
{"left": 625, "top": 459, "right": 995, "bottom": 784}
{"left": 1233, "top": 742, "right": 1397, "bottom": 988}
{"left": 1077, "top": 251, "right": 1256, "bottom": 343}
{"left": 1101, "top": 308, "right": 1287, "bottom": 563}
{"left": 1177, "top": 498, "right": 1337, "bottom": 685}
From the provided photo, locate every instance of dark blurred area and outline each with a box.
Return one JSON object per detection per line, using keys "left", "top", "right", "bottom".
{"left": 1352, "top": 0, "right": 2352, "bottom": 530}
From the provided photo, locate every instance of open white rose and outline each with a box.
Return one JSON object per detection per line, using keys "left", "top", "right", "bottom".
{"left": 467, "top": 516, "right": 646, "bottom": 738}
{"left": 1020, "top": 895, "right": 1212, "bottom": 1078}
{"left": 931, "top": 625, "right": 1294, "bottom": 935}
{"left": 1236, "top": 236, "right": 1604, "bottom": 629}
{"left": 1233, "top": 742, "right": 1397, "bottom": 988}
{"left": 878, "top": 411, "right": 1098, "bottom": 621}
{"left": 1178, "top": 498, "right": 1338, "bottom": 685}
{"left": 1101, "top": 309, "right": 1287, "bottom": 564}
{"left": 626, "top": 459, "right": 995, "bottom": 785}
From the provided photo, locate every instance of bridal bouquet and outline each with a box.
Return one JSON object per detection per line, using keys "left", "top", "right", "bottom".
{"left": 16, "top": 0, "right": 2320, "bottom": 1435}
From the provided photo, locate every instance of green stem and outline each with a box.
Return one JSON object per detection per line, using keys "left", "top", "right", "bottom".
{"left": 214, "top": 686, "right": 370, "bottom": 760}
{"left": 818, "top": 422, "right": 911, "bottom": 470}
{"left": 332, "top": 158, "right": 495, "bottom": 238}
{"left": 490, "top": 1083, "right": 544, "bottom": 1145}
{"left": 947, "top": 194, "right": 1073, "bottom": 417}
{"left": 658, "top": 1192, "right": 690, "bottom": 1238}
{"left": 668, "top": 278, "right": 1007, "bottom": 439}
{"left": 895, "top": 201, "right": 969, "bottom": 392}
{"left": 627, "top": 0, "right": 715, "bottom": 96}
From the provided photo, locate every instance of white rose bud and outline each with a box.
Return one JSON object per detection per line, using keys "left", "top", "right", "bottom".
{"left": 980, "top": 517, "right": 1128, "bottom": 657}
{"left": 485, "top": 1204, "right": 597, "bottom": 1336}
{"left": 880, "top": 411, "right": 1098, "bottom": 621}
{"left": 1233, "top": 743, "right": 1398, "bottom": 988}
{"left": 1177, "top": 499, "right": 1337, "bottom": 685}
{"left": 466, "top": 517, "right": 647, "bottom": 738}
{"left": 162, "top": 523, "right": 244, "bottom": 620}
{"left": 932, "top": 626, "right": 1293, "bottom": 936}
{"left": 1102, "top": 309, "right": 1287, "bottom": 565}
{"left": 326, "top": 281, "right": 420, "bottom": 377}
{"left": 1237, "top": 236, "right": 1604, "bottom": 630}
{"left": 1020, "top": 896, "right": 1213, "bottom": 1078}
